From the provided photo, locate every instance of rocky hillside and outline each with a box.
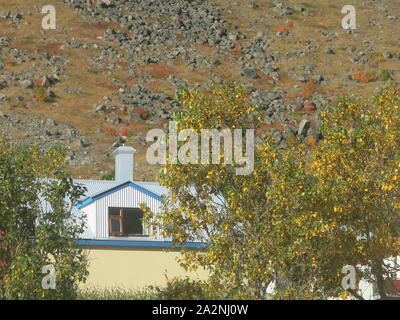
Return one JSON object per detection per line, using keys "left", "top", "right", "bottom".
{"left": 0, "top": 0, "right": 399, "bottom": 180}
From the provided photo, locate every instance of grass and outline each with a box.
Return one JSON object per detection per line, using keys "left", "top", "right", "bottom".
{"left": 21, "top": 35, "right": 36, "bottom": 45}
{"left": 301, "top": 2, "right": 317, "bottom": 9}
{"left": 87, "top": 68, "right": 100, "bottom": 75}
{"left": 160, "top": 16, "right": 171, "bottom": 22}
{"left": 288, "top": 15, "right": 300, "bottom": 20}
{"left": 379, "top": 69, "right": 391, "bottom": 81}
{"left": 77, "top": 277, "right": 210, "bottom": 300}
{"left": 77, "top": 286, "right": 159, "bottom": 300}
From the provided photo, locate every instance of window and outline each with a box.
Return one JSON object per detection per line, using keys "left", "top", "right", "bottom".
{"left": 108, "top": 207, "right": 145, "bottom": 237}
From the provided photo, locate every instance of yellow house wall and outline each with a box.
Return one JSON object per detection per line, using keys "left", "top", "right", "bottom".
{"left": 80, "top": 246, "right": 208, "bottom": 289}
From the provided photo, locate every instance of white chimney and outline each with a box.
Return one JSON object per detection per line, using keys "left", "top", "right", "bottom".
{"left": 112, "top": 146, "right": 136, "bottom": 182}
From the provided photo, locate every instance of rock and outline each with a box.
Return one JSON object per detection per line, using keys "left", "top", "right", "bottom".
{"left": 212, "top": 59, "right": 221, "bottom": 67}
{"left": 282, "top": 124, "right": 297, "bottom": 141}
{"left": 0, "top": 94, "right": 8, "bottom": 103}
{"left": 46, "top": 129, "right": 61, "bottom": 137}
{"left": 100, "top": 0, "right": 112, "bottom": 7}
{"left": 95, "top": 104, "right": 109, "bottom": 113}
{"left": 36, "top": 75, "right": 52, "bottom": 87}
{"left": 324, "top": 47, "right": 335, "bottom": 54}
{"left": 273, "top": 3, "right": 293, "bottom": 16}
{"left": 247, "top": 1, "right": 259, "bottom": 9}
{"left": 276, "top": 30, "right": 289, "bottom": 37}
{"left": 383, "top": 52, "right": 393, "bottom": 59}
{"left": 296, "top": 74, "right": 309, "bottom": 82}
{"left": 64, "top": 0, "right": 235, "bottom": 54}
{"left": 0, "top": 36, "right": 10, "bottom": 46}
{"left": 228, "top": 32, "right": 239, "bottom": 41}
{"left": 80, "top": 137, "right": 91, "bottom": 148}
{"left": 112, "top": 117, "right": 122, "bottom": 124}
{"left": 312, "top": 94, "right": 328, "bottom": 108}
{"left": 312, "top": 74, "right": 325, "bottom": 84}
{"left": 298, "top": 119, "right": 311, "bottom": 137}
{"left": 294, "top": 6, "right": 306, "bottom": 12}
{"left": 241, "top": 67, "right": 259, "bottom": 79}
{"left": 0, "top": 80, "right": 7, "bottom": 89}
{"left": 19, "top": 79, "right": 34, "bottom": 88}
{"left": 46, "top": 88, "right": 56, "bottom": 98}
{"left": 119, "top": 136, "right": 128, "bottom": 144}
{"left": 46, "top": 118, "right": 56, "bottom": 127}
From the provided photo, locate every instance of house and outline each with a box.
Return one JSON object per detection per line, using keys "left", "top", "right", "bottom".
{"left": 72, "top": 146, "right": 207, "bottom": 289}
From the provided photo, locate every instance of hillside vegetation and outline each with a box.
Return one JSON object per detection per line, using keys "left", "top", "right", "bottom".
{"left": 0, "top": 0, "right": 399, "bottom": 179}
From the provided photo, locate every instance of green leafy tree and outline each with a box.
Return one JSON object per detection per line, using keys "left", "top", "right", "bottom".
{"left": 0, "top": 138, "right": 89, "bottom": 299}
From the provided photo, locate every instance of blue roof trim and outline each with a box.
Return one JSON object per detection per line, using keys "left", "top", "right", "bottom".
{"left": 76, "top": 181, "right": 164, "bottom": 209}
{"left": 76, "top": 239, "right": 207, "bottom": 249}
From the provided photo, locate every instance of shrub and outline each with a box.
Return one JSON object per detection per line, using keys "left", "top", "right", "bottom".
{"left": 133, "top": 107, "right": 149, "bottom": 120}
{"left": 379, "top": 69, "right": 391, "bottom": 81}
{"left": 374, "top": 56, "right": 385, "bottom": 64}
{"left": 160, "top": 16, "right": 170, "bottom": 22}
{"left": 103, "top": 127, "right": 118, "bottom": 136}
{"left": 77, "top": 279, "right": 212, "bottom": 300}
{"left": 121, "top": 128, "right": 129, "bottom": 137}
{"left": 3, "top": 60, "right": 14, "bottom": 68}
{"left": 275, "top": 27, "right": 289, "bottom": 33}
{"left": 33, "top": 86, "right": 50, "bottom": 102}
{"left": 87, "top": 68, "right": 99, "bottom": 75}
{"left": 303, "top": 103, "right": 316, "bottom": 111}
{"left": 101, "top": 169, "right": 115, "bottom": 180}
{"left": 352, "top": 70, "right": 376, "bottom": 83}
{"left": 77, "top": 286, "right": 158, "bottom": 300}
{"left": 285, "top": 21, "right": 294, "bottom": 28}
{"left": 150, "top": 277, "right": 211, "bottom": 300}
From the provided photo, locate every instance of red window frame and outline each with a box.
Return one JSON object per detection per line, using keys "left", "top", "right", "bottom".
{"left": 109, "top": 208, "right": 124, "bottom": 236}
{"left": 108, "top": 207, "right": 148, "bottom": 237}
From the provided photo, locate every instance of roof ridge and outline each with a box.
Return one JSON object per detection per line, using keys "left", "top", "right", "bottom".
{"left": 76, "top": 181, "right": 164, "bottom": 209}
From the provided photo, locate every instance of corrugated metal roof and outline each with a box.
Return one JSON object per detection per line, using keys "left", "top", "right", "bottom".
{"left": 72, "top": 179, "right": 169, "bottom": 200}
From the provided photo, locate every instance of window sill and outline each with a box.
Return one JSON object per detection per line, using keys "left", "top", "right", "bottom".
{"left": 107, "top": 235, "right": 154, "bottom": 241}
{"left": 109, "top": 234, "right": 149, "bottom": 237}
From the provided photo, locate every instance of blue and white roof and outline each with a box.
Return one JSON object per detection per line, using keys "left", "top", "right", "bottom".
{"left": 73, "top": 179, "right": 169, "bottom": 208}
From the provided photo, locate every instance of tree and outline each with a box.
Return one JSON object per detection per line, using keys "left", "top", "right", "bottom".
{"left": 146, "top": 83, "right": 400, "bottom": 299}
{"left": 0, "top": 138, "right": 89, "bottom": 299}
{"left": 262, "top": 87, "right": 400, "bottom": 299}
{"left": 145, "top": 82, "right": 275, "bottom": 299}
